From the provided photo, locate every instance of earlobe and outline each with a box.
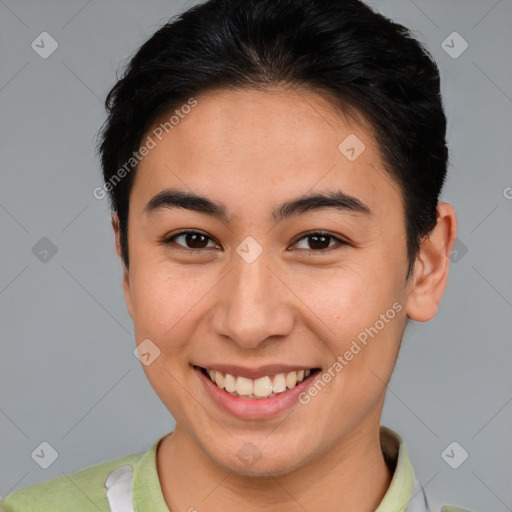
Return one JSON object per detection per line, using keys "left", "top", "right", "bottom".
{"left": 405, "top": 202, "right": 457, "bottom": 322}
{"left": 111, "top": 213, "right": 134, "bottom": 319}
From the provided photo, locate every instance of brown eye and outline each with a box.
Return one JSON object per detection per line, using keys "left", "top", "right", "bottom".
{"left": 293, "top": 232, "right": 347, "bottom": 251}
{"left": 164, "top": 230, "right": 218, "bottom": 251}
{"left": 183, "top": 233, "right": 209, "bottom": 248}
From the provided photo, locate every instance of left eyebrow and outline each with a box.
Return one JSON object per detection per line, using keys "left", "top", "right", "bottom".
{"left": 143, "top": 187, "right": 372, "bottom": 223}
{"left": 273, "top": 189, "right": 372, "bottom": 223}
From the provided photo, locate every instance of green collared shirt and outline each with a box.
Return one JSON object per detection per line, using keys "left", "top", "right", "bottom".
{"left": 0, "top": 426, "right": 472, "bottom": 512}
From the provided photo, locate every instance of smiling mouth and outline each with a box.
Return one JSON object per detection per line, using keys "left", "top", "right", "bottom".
{"left": 196, "top": 366, "right": 321, "bottom": 399}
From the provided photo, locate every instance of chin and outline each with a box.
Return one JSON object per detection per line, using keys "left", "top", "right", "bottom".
{"left": 209, "top": 442, "right": 309, "bottom": 477}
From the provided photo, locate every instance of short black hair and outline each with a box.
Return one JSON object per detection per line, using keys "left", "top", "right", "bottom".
{"left": 97, "top": 0, "right": 448, "bottom": 280}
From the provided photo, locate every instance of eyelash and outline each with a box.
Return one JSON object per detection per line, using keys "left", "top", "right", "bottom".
{"left": 161, "top": 230, "right": 349, "bottom": 254}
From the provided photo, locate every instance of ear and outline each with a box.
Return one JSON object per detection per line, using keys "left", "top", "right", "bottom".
{"left": 111, "top": 212, "right": 134, "bottom": 319}
{"left": 405, "top": 202, "right": 457, "bottom": 322}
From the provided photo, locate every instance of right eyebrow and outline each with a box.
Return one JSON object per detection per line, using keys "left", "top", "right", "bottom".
{"left": 144, "top": 188, "right": 230, "bottom": 222}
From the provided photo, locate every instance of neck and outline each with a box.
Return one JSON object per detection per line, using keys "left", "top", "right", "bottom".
{"left": 157, "top": 421, "right": 392, "bottom": 512}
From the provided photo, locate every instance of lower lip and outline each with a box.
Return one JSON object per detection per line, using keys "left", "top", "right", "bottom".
{"left": 194, "top": 366, "right": 319, "bottom": 420}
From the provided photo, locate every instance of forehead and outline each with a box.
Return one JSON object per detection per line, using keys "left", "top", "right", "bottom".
{"left": 131, "top": 87, "right": 402, "bottom": 221}
{"left": 163, "top": 87, "right": 370, "bottom": 156}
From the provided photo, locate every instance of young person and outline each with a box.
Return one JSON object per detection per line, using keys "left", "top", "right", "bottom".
{"left": 1, "top": 0, "right": 474, "bottom": 510}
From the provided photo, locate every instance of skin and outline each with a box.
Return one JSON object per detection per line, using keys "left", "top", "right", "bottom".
{"left": 111, "top": 87, "right": 457, "bottom": 512}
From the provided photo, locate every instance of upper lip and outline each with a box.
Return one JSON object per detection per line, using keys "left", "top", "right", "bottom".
{"left": 194, "top": 363, "right": 318, "bottom": 380}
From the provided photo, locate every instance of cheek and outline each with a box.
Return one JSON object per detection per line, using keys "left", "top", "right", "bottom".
{"left": 128, "top": 262, "right": 217, "bottom": 349}
{"left": 304, "top": 262, "right": 404, "bottom": 372}
{"left": 128, "top": 266, "right": 209, "bottom": 410}
{"left": 300, "top": 261, "right": 393, "bottom": 329}
{"left": 306, "top": 270, "right": 404, "bottom": 425}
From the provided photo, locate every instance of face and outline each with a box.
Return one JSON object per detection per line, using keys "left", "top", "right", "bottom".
{"left": 117, "top": 87, "right": 419, "bottom": 475}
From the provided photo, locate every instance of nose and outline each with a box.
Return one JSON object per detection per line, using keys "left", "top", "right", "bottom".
{"left": 210, "top": 251, "right": 295, "bottom": 349}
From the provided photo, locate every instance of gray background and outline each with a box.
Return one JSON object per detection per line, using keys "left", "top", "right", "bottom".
{"left": 1, "top": 0, "right": 511, "bottom": 510}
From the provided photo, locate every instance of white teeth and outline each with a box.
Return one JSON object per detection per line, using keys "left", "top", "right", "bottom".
{"left": 215, "top": 372, "right": 225, "bottom": 390}
{"left": 272, "top": 373, "right": 287, "bottom": 393}
{"left": 224, "top": 373, "right": 236, "bottom": 393}
{"left": 204, "top": 368, "right": 314, "bottom": 398}
{"left": 253, "top": 376, "right": 273, "bottom": 397}
{"left": 285, "top": 371, "right": 297, "bottom": 389}
{"left": 235, "top": 376, "right": 253, "bottom": 396}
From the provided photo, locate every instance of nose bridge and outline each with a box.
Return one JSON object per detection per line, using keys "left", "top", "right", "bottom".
{"left": 233, "top": 250, "right": 269, "bottom": 310}
{"left": 212, "top": 247, "right": 293, "bottom": 348}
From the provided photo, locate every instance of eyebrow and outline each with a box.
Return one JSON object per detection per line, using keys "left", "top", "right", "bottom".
{"left": 143, "top": 187, "right": 372, "bottom": 223}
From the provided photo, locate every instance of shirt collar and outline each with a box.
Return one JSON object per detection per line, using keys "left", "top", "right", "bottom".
{"left": 105, "top": 425, "right": 429, "bottom": 512}
{"left": 377, "top": 425, "right": 430, "bottom": 512}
